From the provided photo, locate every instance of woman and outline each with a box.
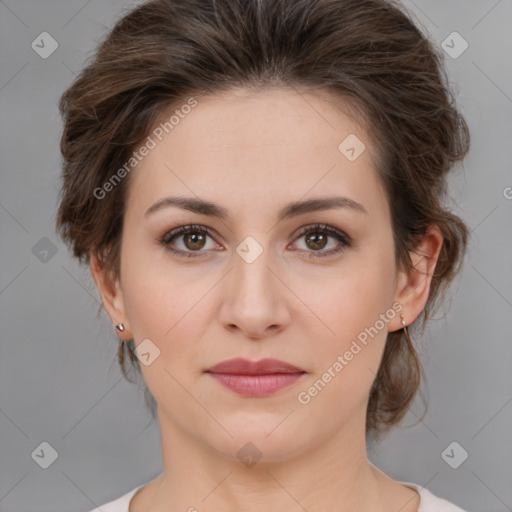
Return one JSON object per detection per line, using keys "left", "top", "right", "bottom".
{"left": 56, "top": 0, "right": 470, "bottom": 510}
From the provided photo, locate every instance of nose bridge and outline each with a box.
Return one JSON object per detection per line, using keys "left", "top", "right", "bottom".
{"left": 231, "top": 234, "right": 278, "bottom": 305}
{"left": 219, "top": 232, "right": 289, "bottom": 338}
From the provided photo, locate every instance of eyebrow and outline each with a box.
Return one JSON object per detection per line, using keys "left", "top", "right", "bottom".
{"left": 145, "top": 195, "right": 368, "bottom": 221}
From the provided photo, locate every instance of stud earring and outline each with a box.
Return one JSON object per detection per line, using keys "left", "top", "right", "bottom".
{"left": 115, "top": 323, "right": 125, "bottom": 333}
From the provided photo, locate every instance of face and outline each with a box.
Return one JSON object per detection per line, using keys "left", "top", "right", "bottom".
{"left": 98, "top": 87, "right": 416, "bottom": 462}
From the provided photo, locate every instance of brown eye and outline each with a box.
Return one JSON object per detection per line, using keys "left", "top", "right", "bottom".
{"left": 304, "top": 231, "right": 329, "bottom": 251}
{"left": 292, "top": 224, "right": 351, "bottom": 258}
{"left": 159, "top": 224, "right": 218, "bottom": 258}
{"left": 182, "top": 232, "right": 207, "bottom": 251}
{"left": 159, "top": 223, "right": 351, "bottom": 260}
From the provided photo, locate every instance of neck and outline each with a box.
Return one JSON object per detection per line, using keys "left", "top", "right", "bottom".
{"left": 141, "top": 406, "right": 392, "bottom": 512}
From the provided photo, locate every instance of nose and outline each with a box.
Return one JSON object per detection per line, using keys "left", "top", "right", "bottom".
{"left": 219, "top": 244, "right": 291, "bottom": 341}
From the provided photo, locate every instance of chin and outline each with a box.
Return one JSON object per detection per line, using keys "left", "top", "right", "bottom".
{"left": 204, "top": 417, "right": 314, "bottom": 464}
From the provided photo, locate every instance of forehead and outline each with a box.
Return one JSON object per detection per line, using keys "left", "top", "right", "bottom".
{"left": 125, "top": 87, "right": 386, "bottom": 220}
{"left": 151, "top": 86, "right": 370, "bottom": 153}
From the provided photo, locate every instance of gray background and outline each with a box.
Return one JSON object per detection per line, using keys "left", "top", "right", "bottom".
{"left": 1, "top": 1, "right": 511, "bottom": 511}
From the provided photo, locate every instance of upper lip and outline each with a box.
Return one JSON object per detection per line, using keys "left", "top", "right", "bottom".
{"left": 206, "top": 358, "right": 306, "bottom": 375}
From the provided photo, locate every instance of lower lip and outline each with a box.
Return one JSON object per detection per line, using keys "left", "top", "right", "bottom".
{"left": 207, "top": 372, "right": 305, "bottom": 396}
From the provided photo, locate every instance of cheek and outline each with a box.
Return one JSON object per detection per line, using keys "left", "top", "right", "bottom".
{"left": 120, "top": 229, "right": 194, "bottom": 334}
{"left": 314, "top": 247, "right": 396, "bottom": 341}
{"left": 299, "top": 243, "right": 397, "bottom": 394}
{"left": 120, "top": 272, "right": 207, "bottom": 404}
{"left": 122, "top": 270, "right": 205, "bottom": 354}
{"left": 294, "top": 266, "right": 396, "bottom": 426}
{"left": 119, "top": 238, "right": 220, "bottom": 382}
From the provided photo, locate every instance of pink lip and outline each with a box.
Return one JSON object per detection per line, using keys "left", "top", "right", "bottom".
{"left": 205, "top": 358, "right": 306, "bottom": 397}
{"left": 207, "top": 357, "right": 305, "bottom": 375}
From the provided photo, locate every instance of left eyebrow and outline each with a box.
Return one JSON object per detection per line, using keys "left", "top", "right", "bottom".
{"left": 144, "top": 195, "right": 369, "bottom": 220}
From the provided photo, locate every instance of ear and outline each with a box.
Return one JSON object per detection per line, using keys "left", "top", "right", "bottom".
{"left": 391, "top": 224, "right": 444, "bottom": 331}
{"left": 89, "top": 252, "right": 131, "bottom": 340}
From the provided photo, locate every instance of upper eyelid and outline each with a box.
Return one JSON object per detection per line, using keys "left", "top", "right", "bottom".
{"left": 162, "top": 223, "right": 350, "bottom": 247}
{"left": 294, "top": 223, "right": 351, "bottom": 242}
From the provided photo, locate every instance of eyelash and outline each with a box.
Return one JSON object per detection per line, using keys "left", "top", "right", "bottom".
{"left": 158, "top": 223, "right": 351, "bottom": 259}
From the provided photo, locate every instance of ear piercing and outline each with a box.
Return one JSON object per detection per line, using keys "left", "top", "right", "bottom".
{"left": 114, "top": 323, "right": 127, "bottom": 343}
{"left": 400, "top": 314, "right": 412, "bottom": 345}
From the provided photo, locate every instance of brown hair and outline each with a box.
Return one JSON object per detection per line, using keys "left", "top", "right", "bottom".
{"left": 56, "top": 0, "right": 470, "bottom": 438}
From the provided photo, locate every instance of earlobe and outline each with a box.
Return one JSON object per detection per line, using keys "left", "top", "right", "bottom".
{"left": 392, "top": 224, "right": 444, "bottom": 331}
{"left": 89, "top": 253, "right": 130, "bottom": 336}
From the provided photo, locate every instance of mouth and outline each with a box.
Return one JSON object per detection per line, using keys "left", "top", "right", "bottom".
{"left": 205, "top": 358, "right": 307, "bottom": 397}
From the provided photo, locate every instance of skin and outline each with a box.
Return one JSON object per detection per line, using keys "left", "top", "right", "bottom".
{"left": 90, "top": 86, "right": 443, "bottom": 512}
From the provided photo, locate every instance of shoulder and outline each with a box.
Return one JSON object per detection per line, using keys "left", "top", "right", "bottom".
{"left": 85, "top": 484, "right": 144, "bottom": 512}
{"left": 401, "top": 481, "right": 467, "bottom": 512}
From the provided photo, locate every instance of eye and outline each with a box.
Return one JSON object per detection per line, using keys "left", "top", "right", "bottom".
{"left": 290, "top": 223, "right": 351, "bottom": 258}
{"left": 158, "top": 224, "right": 220, "bottom": 258}
{"left": 158, "top": 223, "right": 351, "bottom": 259}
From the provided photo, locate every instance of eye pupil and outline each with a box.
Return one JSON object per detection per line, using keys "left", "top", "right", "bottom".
{"left": 185, "top": 233, "right": 206, "bottom": 250}
{"left": 306, "top": 232, "right": 328, "bottom": 250}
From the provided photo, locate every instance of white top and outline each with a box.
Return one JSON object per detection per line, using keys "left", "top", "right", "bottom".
{"left": 88, "top": 480, "right": 467, "bottom": 511}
